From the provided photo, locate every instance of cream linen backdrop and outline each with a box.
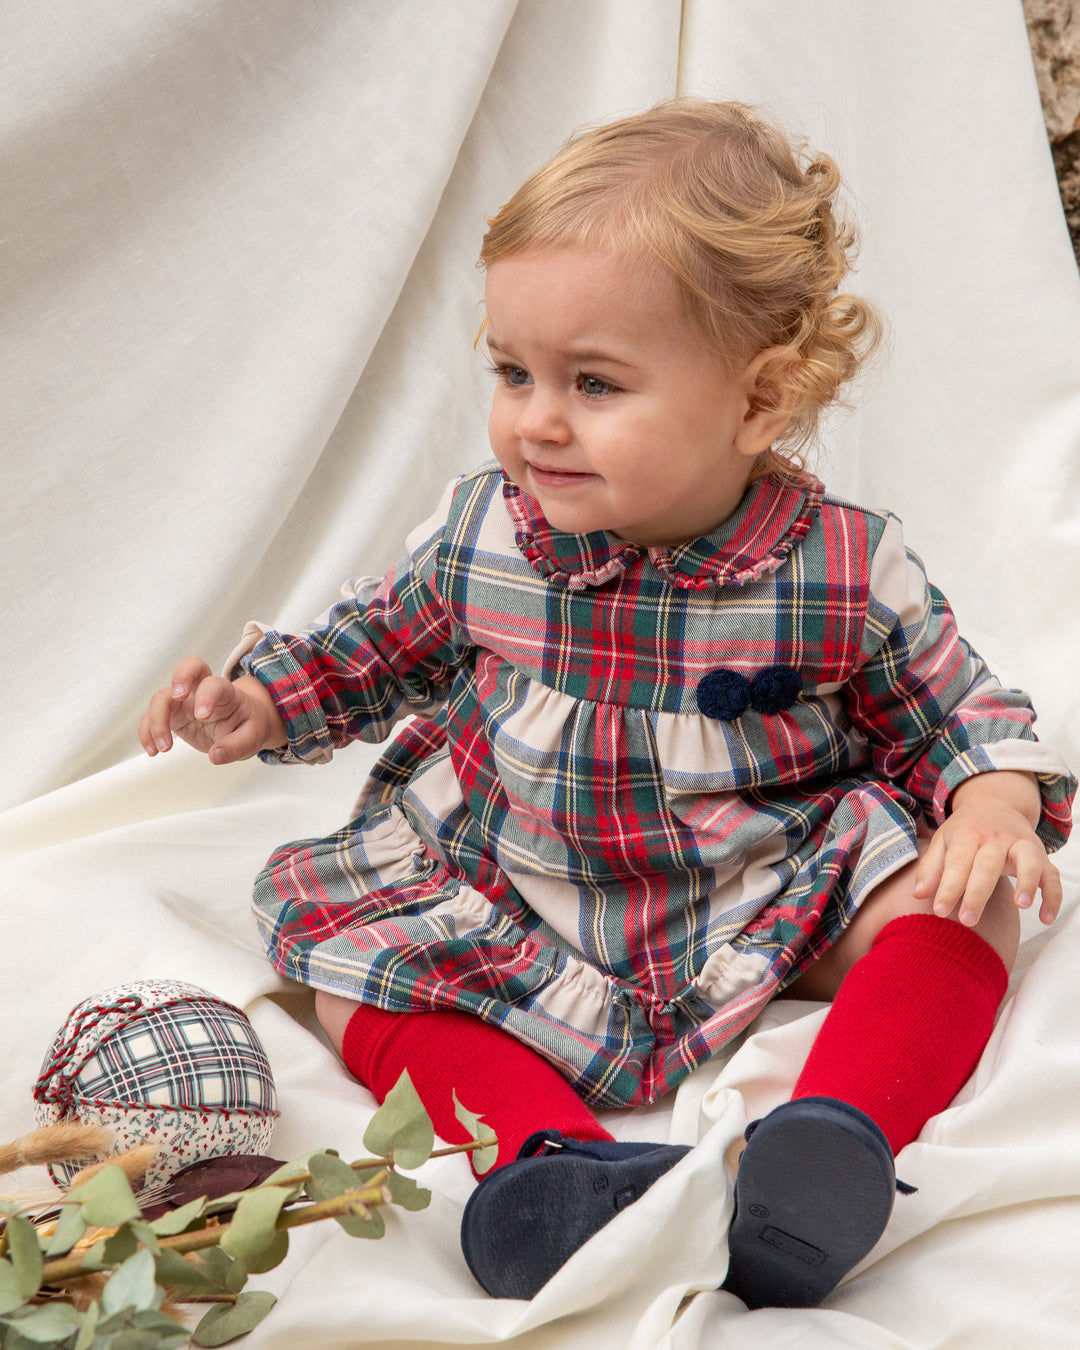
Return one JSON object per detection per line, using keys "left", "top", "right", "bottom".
{"left": 2, "top": 2, "right": 1079, "bottom": 1347}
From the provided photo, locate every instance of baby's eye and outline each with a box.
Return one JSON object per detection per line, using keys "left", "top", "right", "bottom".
{"left": 489, "top": 362, "right": 532, "bottom": 388}
{"left": 578, "top": 373, "right": 616, "bottom": 399}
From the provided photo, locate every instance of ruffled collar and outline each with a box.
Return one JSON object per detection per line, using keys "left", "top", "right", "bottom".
{"left": 503, "top": 470, "right": 825, "bottom": 591}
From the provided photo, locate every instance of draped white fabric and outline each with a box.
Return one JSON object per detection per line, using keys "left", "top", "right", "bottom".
{"left": 2, "top": 2, "right": 1078, "bottom": 1345}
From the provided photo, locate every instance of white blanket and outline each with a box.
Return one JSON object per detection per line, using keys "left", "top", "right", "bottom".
{"left": 3, "top": 2, "right": 1079, "bottom": 1345}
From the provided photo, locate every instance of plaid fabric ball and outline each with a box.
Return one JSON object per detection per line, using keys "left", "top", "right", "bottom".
{"left": 33, "top": 979, "right": 279, "bottom": 1190}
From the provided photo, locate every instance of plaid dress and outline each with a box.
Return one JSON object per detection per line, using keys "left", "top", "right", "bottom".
{"left": 239, "top": 463, "right": 1074, "bottom": 1109}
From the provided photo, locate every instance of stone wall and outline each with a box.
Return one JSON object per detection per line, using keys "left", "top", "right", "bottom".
{"left": 1022, "top": 0, "right": 1080, "bottom": 262}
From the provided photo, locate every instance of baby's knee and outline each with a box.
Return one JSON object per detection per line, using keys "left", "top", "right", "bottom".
{"left": 871, "top": 867, "right": 1020, "bottom": 970}
{"left": 970, "top": 876, "right": 1021, "bottom": 971}
{"left": 315, "top": 988, "right": 360, "bottom": 1056}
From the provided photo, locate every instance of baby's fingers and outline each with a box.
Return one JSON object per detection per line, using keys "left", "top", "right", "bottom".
{"left": 921, "top": 834, "right": 1007, "bottom": 925}
{"left": 913, "top": 834, "right": 946, "bottom": 903}
{"left": 913, "top": 831, "right": 984, "bottom": 919}
{"left": 140, "top": 656, "right": 215, "bottom": 755}
{"left": 204, "top": 721, "right": 263, "bottom": 765}
{"left": 950, "top": 842, "right": 1010, "bottom": 926}
{"left": 927, "top": 838, "right": 978, "bottom": 919}
{"left": 1039, "top": 879, "right": 1063, "bottom": 926}
{"left": 188, "top": 674, "right": 242, "bottom": 728}
{"left": 189, "top": 675, "right": 267, "bottom": 765}
{"left": 141, "top": 683, "right": 189, "bottom": 754}
{"left": 1011, "top": 844, "right": 1063, "bottom": 926}
{"left": 168, "top": 655, "right": 215, "bottom": 704}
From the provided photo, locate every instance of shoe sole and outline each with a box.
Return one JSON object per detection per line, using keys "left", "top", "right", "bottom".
{"left": 724, "top": 1097, "right": 896, "bottom": 1309}
{"left": 461, "top": 1145, "right": 689, "bottom": 1299}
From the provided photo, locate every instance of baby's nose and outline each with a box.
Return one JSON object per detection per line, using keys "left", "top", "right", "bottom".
{"left": 516, "top": 389, "right": 571, "bottom": 445}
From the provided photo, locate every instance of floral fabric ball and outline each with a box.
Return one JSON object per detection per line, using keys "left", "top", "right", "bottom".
{"left": 33, "top": 979, "right": 278, "bottom": 1190}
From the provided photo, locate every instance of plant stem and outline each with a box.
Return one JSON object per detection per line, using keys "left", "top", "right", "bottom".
{"left": 246, "top": 1137, "right": 495, "bottom": 1196}
{"left": 429, "top": 1137, "right": 499, "bottom": 1162}
{"left": 39, "top": 1180, "right": 390, "bottom": 1286}
{"left": 33, "top": 1133, "right": 495, "bottom": 1293}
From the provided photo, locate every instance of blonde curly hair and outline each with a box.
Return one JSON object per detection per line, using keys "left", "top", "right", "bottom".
{"left": 479, "top": 100, "right": 883, "bottom": 479}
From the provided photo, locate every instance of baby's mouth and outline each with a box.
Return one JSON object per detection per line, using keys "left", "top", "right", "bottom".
{"left": 529, "top": 463, "right": 596, "bottom": 485}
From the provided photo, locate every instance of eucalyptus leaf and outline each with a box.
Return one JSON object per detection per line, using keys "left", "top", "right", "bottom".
{"left": 197, "top": 1190, "right": 246, "bottom": 1212}
{"left": 192, "top": 1290, "right": 277, "bottom": 1347}
{"left": 127, "top": 1220, "right": 162, "bottom": 1256}
{"left": 362, "top": 1069, "right": 434, "bottom": 1168}
{"left": 191, "top": 1245, "right": 240, "bottom": 1295}
{"left": 64, "top": 1165, "right": 141, "bottom": 1227}
{"left": 219, "top": 1186, "right": 290, "bottom": 1267}
{"left": 77, "top": 1238, "right": 109, "bottom": 1271}
{"left": 154, "top": 1247, "right": 215, "bottom": 1291}
{"left": 96, "top": 1224, "right": 139, "bottom": 1267}
{"left": 101, "top": 1248, "right": 157, "bottom": 1316}
{"left": 242, "top": 1228, "right": 289, "bottom": 1275}
{"left": 79, "top": 1223, "right": 141, "bottom": 1273}
{"left": 5, "top": 1214, "right": 44, "bottom": 1301}
{"left": 124, "top": 1306, "right": 192, "bottom": 1342}
{"left": 44, "top": 1201, "right": 87, "bottom": 1256}
{"left": 102, "top": 1330, "right": 159, "bottom": 1350}
{"left": 341, "top": 1205, "right": 386, "bottom": 1240}
{"left": 0, "top": 1258, "right": 23, "bottom": 1316}
{"left": 263, "top": 1151, "right": 326, "bottom": 1185}
{"left": 306, "top": 1152, "right": 384, "bottom": 1239}
{"left": 0, "top": 1300, "right": 82, "bottom": 1343}
{"left": 149, "top": 1195, "right": 208, "bottom": 1237}
{"left": 200, "top": 1181, "right": 300, "bottom": 1218}
{"left": 95, "top": 1308, "right": 190, "bottom": 1350}
{"left": 453, "top": 1091, "right": 499, "bottom": 1175}
{"left": 386, "top": 1171, "right": 431, "bottom": 1212}
{"left": 306, "top": 1151, "right": 363, "bottom": 1200}
{"left": 224, "top": 1253, "right": 249, "bottom": 1295}
{"left": 72, "top": 1298, "right": 98, "bottom": 1350}
{"left": 93, "top": 1304, "right": 181, "bottom": 1340}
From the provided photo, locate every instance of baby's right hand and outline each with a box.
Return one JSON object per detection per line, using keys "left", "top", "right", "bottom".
{"left": 139, "top": 655, "right": 286, "bottom": 765}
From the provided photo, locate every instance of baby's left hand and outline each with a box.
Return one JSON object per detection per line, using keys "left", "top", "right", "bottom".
{"left": 913, "top": 771, "right": 1062, "bottom": 927}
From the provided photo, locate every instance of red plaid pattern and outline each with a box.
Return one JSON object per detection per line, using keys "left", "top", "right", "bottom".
{"left": 243, "top": 464, "right": 1074, "bottom": 1108}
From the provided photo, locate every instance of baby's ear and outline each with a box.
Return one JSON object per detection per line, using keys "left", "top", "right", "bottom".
{"left": 734, "top": 347, "right": 797, "bottom": 457}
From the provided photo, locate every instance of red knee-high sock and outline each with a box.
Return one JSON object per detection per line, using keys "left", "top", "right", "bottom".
{"left": 792, "top": 913, "right": 1009, "bottom": 1155}
{"left": 341, "top": 1005, "right": 612, "bottom": 1174}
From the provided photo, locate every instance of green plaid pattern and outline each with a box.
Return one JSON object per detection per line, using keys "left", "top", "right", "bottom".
{"left": 244, "top": 465, "right": 1074, "bottom": 1108}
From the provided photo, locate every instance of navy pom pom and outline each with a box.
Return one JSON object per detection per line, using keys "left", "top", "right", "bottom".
{"left": 749, "top": 665, "right": 803, "bottom": 714}
{"left": 697, "top": 665, "right": 803, "bottom": 721}
{"left": 697, "top": 669, "right": 752, "bottom": 722}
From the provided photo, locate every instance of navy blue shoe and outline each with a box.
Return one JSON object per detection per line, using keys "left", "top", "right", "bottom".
{"left": 460, "top": 1130, "right": 691, "bottom": 1299}
{"left": 723, "top": 1097, "right": 898, "bottom": 1309}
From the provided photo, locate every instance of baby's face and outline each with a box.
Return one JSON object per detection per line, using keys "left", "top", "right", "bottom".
{"left": 484, "top": 246, "right": 764, "bottom": 548}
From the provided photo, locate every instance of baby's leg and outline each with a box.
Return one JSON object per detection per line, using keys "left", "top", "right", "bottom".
{"left": 316, "top": 992, "right": 689, "bottom": 1300}
{"left": 781, "top": 846, "right": 1019, "bottom": 1004}
{"left": 785, "top": 853, "right": 1016, "bottom": 1154}
{"left": 315, "top": 991, "right": 612, "bottom": 1172}
{"left": 725, "top": 858, "right": 1015, "bottom": 1309}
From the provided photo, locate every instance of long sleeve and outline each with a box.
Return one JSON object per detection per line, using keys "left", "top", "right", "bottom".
{"left": 843, "top": 515, "right": 1074, "bottom": 850}
{"left": 238, "top": 484, "right": 471, "bottom": 764}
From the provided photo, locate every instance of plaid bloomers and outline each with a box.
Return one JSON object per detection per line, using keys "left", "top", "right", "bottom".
{"left": 238, "top": 463, "right": 1074, "bottom": 1109}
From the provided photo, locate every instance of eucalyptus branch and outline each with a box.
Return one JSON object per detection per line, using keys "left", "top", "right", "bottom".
{"left": 37, "top": 1133, "right": 498, "bottom": 1282}
{"left": 429, "top": 1137, "right": 499, "bottom": 1162}
{"left": 1, "top": 1070, "right": 499, "bottom": 1349}
{"left": 275, "top": 1181, "right": 388, "bottom": 1230}
{"left": 38, "top": 1178, "right": 390, "bottom": 1286}
{"left": 252, "top": 1135, "right": 497, "bottom": 1195}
